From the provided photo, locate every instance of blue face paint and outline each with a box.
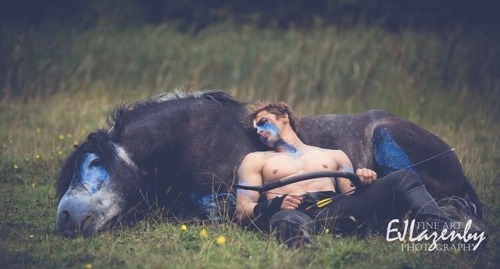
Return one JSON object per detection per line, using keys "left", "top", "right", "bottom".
{"left": 79, "top": 153, "right": 110, "bottom": 194}
{"left": 253, "top": 119, "right": 297, "bottom": 153}
{"left": 254, "top": 119, "right": 279, "bottom": 136}
{"left": 254, "top": 119, "right": 278, "bottom": 145}
{"left": 373, "top": 127, "right": 415, "bottom": 176}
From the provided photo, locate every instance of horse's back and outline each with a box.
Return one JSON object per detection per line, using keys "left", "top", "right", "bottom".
{"left": 299, "top": 109, "right": 474, "bottom": 197}
{"left": 299, "top": 109, "right": 397, "bottom": 167}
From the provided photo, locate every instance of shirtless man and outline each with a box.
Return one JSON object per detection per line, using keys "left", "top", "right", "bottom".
{"left": 236, "top": 102, "right": 451, "bottom": 248}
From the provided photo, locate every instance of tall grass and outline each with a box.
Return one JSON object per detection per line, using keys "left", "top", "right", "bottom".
{"left": 2, "top": 23, "right": 498, "bottom": 112}
{"left": 0, "top": 22, "right": 498, "bottom": 268}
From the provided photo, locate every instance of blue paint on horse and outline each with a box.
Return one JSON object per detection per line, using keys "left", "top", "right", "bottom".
{"left": 190, "top": 192, "right": 215, "bottom": 208}
{"left": 373, "top": 127, "right": 415, "bottom": 176}
{"left": 189, "top": 192, "right": 236, "bottom": 222}
{"left": 79, "top": 153, "right": 109, "bottom": 194}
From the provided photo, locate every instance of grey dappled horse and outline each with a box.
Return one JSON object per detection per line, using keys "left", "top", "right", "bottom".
{"left": 55, "top": 90, "right": 482, "bottom": 237}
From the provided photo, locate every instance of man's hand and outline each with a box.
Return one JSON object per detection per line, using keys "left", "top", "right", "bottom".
{"left": 356, "top": 168, "right": 377, "bottom": 185}
{"left": 281, "top": 194, "right": 303, "bottom": 210}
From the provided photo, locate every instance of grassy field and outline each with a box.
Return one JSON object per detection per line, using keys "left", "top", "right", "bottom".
{"left": 1, "top": 22, "right": 499, "bottom": 268}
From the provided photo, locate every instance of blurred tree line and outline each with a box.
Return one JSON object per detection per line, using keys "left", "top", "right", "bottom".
{"left": 1, "top": 0, "right": 498, "bottom": 31}
{"left": 0, "top": 0, "right": 498, "bottom": 101}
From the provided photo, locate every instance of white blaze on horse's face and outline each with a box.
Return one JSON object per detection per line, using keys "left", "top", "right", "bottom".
{"left": 115, "top": 145, "right": 138, "bottom": 170}
{"left": 56, "top": 146, "right": 134, "bottom": 237}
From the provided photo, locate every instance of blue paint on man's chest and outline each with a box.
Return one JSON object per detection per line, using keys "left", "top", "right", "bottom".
{"left": 373, "top": 127, "right": 415, "bottom": 176}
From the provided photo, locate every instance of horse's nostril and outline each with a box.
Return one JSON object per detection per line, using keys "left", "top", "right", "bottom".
{"left": 58, "top": 210, "right": 77, "bottom": 237}
{"left": 82, "top": 215, "right": 94, "bottom": 228}
{"left": 62, "top": 210, "right": 71, "bottom": 226}
{"left": 81, "top": 215, "right": 96, "bottom": 237}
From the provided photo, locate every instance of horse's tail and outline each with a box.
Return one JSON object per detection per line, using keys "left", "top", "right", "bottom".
{"left": 436, "top": 195, "right": 486, "bottom": 232}
{"left": 460, "top": 177, "right": 483, "bottom": 220}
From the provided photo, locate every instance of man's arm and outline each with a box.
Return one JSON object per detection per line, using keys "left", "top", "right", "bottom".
{"left": 334, "top": 150, "right": 377, "bottom": 193}
{"left": 334, "top": 150, "right": 356, "bottom": 194}
{"left": 332, "top": 150, "right": 354, "bottom": 193}
{"left": 235, "top": 153, "right": 264, "bottom": 225}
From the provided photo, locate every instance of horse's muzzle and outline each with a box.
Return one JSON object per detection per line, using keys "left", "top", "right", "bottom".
{"left": 56, "top": 209, "right": 100, "bottom": 237}
{"left": 56, "top": 187, "right": 124, "bottom": 237}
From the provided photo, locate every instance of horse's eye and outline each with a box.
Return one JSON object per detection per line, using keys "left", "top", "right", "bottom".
{"left": 89, "top": 159, "right": 102, "bottom": 168}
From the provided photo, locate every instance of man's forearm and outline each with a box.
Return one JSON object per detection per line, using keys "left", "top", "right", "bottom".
{"left": 252, "top": 195, "right": 286, "bottom": 219}
{"left": 236, "top": 195, "right": 286, "bottom": 224}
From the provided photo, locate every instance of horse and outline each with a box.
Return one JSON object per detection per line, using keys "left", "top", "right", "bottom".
{"left": 55, "top": 90, "right": 482, "bottom": 237}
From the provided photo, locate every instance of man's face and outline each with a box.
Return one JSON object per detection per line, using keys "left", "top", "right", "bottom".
{"left": 253, "top": 110, "right": 282, "bottom": 148}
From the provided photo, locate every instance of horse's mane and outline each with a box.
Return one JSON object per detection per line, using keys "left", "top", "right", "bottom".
{"left": 151, "top": 90, "right": 241, "bottom": 104}
{"left": 107, "top": 90, "right": 244, "bottom": 138}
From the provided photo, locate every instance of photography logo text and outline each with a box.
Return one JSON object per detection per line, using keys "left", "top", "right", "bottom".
{"left": 386, "top": 219, "right": 486, "bottom": 251}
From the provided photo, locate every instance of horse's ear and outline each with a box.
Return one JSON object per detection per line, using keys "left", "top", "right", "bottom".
{"left": 108, "top": 107, "right": 126, "bottom": 140}
{"left": 56, "top": 149, "right": 79, "bottom": 202}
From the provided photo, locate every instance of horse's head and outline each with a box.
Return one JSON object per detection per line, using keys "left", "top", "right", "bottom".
{"left": 55, "top": 130, "right": 140, "bottom": 237}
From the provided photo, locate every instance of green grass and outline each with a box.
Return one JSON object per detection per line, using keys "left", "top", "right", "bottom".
{"left": 0, "top": 183, "right": 497, "bottom": 269}
{"left": 0, "top": 22, "right": 499, "bottom": 268}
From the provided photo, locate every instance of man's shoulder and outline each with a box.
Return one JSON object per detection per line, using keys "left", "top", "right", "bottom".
{"left": 306, "top": 145, "right": 345, "bottom": 154}
{"left": 239, "top": 151, "right": 271, "bottom": 174}
{"left": 305, "top": 146, "right": 349, "bottom": 160}
{"left": 242, "top": 151, "right": 271, "bottom": 162}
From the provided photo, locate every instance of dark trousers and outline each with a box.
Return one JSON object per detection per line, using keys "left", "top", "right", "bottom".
{"left": 269, "top": 170, "right": 450, "bottom": 246}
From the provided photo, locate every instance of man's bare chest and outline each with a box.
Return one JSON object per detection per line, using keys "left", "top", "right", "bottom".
{"left": 261, "top": 151, "right": 336, "bottom": 183}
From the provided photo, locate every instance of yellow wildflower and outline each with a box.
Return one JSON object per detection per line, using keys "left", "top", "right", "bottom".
{"left": 199, "top": 228, "right": 208, "bottom": 238}
{"left": 215, "top": 236, "right": 226, "bottom": 245}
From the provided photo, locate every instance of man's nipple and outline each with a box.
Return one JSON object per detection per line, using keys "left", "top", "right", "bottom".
{"left": 322, "top": 164, "right": 328, "bottom": 169}
{"left": 273, "top": 169, "right": 278, "bottom": 174}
